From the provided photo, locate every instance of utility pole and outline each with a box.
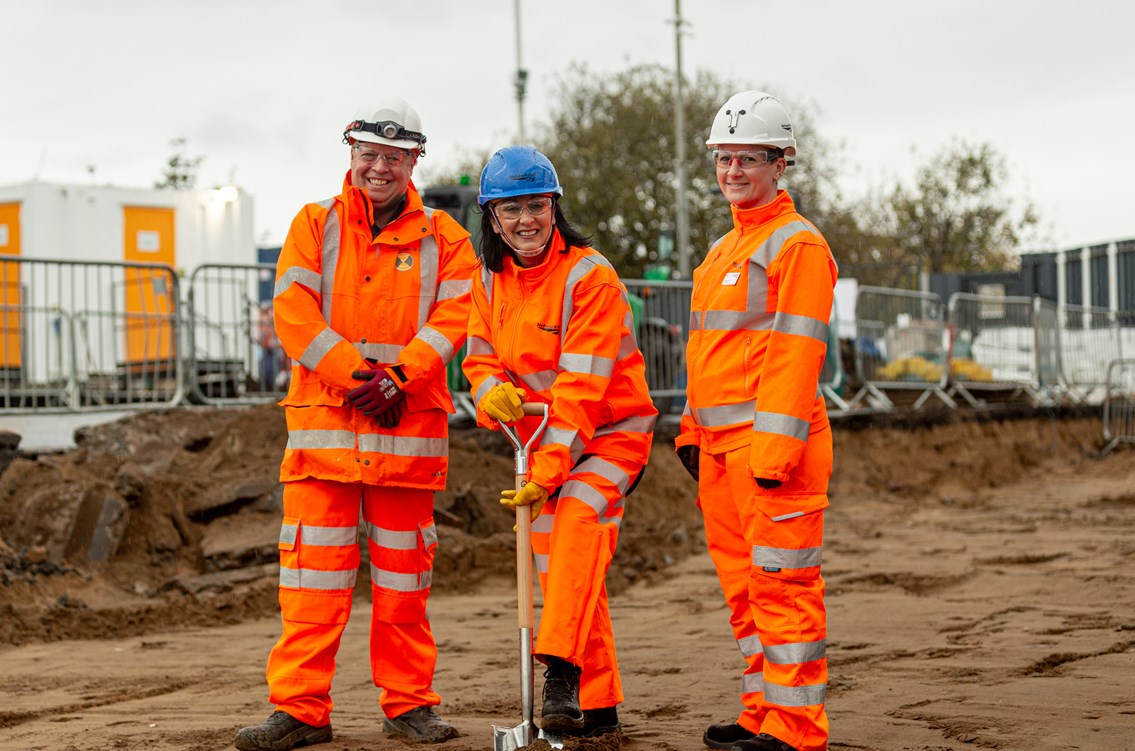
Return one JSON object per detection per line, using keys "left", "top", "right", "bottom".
{"left": 514, "top": 0, "right": 528, "bottom": 144}
{"left": 673, "top": 0, "right": 690, "bottom": 278}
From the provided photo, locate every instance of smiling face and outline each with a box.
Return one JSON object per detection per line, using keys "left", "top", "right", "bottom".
{"left": 349, "top": 143, "right": 416, "bottom": 221}
{"left": 713, "top": 143, "right": 785, "bottom": 209}
{"left": 489, "top": 194, "right": 556, "bottom": 265}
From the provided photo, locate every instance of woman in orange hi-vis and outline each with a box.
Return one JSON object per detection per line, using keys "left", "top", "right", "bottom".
{"left": 462, "top": 145, "right": 657, "bottom": 740}
{"left": 234, "top": 97, "right": 478, "bottom": 751}
{"left": 677, "top": 92, "right": 838, "bottom": 751}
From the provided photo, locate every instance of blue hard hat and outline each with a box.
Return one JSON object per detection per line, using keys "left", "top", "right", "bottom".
{"left": 478, "top": 146, "right": 563, "bottom": 206}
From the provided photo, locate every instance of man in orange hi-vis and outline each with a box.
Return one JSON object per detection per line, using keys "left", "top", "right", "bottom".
{"left": 463, "top": 146, "right": 657, "bottom": 740}
{"left": 677, "top": 91, "right": 838, "bottom": 751}
{"left": 234, "top": 96, "right": 477, "bottom": 751}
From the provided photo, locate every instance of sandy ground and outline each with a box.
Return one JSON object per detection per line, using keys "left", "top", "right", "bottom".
{"left": 0, "top": 409, "right": 1133, "bottom": 751}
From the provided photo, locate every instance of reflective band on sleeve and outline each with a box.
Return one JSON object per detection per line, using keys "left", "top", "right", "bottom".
{"left": 763, "top": 639, "right": 827, "bottom": 665}
{"left": 287, "top": 429, "right": 356, "bottom": 450}
{"left": 752, "top": 545, "right": 823, "bottom": 570}
{"left": 762, "top": 680, "right": 827, "bottom": 708}
{"left": 541, "top": 426, "right": 581, "bottom": 452}
{"left": 754, "top": 410, "right": 809, "bottom": 441}
{"left": 519, "top": 369, "right": 557, "bottom": 394}
{"left": 365, "top": 523, "right": 419, "bottom": 551}
{"left": 437, "top": 279, "right": 472, "bottom": 300}
{"left": 696, "top": 401, "right": 757, "bottom": 428}
{"left": 593, "top": 413, "right": 657, "bottom": 436}
{"left": 482, "top": 266, "right": 494, "bottom": 306}
{"left": 741, "top": 672, "right": 765, "bottom": 696}
{"left": 416, "top": 325, "right": 455, "bottom": 363}
{"left": 772, "top": 311, "right": 829, "bottom": 343}
{"left": 474, "top": 375, "right": 504, "bottom": 407}
{"left": 559, "top": 352, "right": 615, "bottom": 379}
{"left": 279, "top": 565, "right": 356, "bottom": 591}
{"left": 371, "top": 565, "right": 432, "bottom": 592}
{"left": 575, "top": 456, "right": 632, "bottom": 494}
{"left": 279, "top": 521, "right": 298, "bottom": 548}
{"left": 357, "top": 434, "right": 448, "bottom": 457}
{"left": 299, "top": 328, "right": 344, "bottom": 370}
{"left": 356, "top": 342, "right": 403, "bottom": 363}
{"left": 737, "top": 634, "right": 764, "bottom": 658}
{"left": 274, "top": 266, "right": 321, "bottom": 298}
{"left": 466, "top": 335, "right": 494, "bottom": 357}
{"left": 534, "top": 552, "right": 550, "bottom": 574}
{"left": 618, "top": 331, "right": 637, "bottom": 360}
{"left": 299, "top": 524, "right": 358, "bottom": 546}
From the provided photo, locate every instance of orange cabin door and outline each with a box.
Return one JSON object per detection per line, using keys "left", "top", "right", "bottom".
{"left": 0, "top": 202, "right": 21, "bottom": 372}
{"left": 121, "top": 206, "right": 176, "bottom": 366}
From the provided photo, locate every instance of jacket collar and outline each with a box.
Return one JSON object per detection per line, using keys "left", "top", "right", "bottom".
{"left": 731, "top": 189, "right": 796, "bottom": 233}
{"left": 339, "top": 173, "right": 429, "bottom": 243}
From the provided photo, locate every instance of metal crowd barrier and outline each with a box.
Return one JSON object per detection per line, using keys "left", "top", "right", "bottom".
{"left": 1060, "top": 305, "right": 1124, "bottom": 404}
{"left": 1, "top": 257, "right": 182, "bottom": 413}
{"left": 848, "top": 286, "right": 955, "bottom": 410}
{"left": 1102, "top": 359, "right": 1135, "bottom": 455}
{"left": 623, "top": 279, "right": 691, "bottom": 422}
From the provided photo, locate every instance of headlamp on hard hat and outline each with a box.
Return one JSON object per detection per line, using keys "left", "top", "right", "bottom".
{"left": 342, "top": 119, "right": 427, "bottom": 154}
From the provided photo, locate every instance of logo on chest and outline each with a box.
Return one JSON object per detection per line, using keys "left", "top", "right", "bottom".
{"left": 395, "top": 253, "right": 414, "bottom": 271}
{"left": 537, "top": 323, "right": 561, "bottom": 335}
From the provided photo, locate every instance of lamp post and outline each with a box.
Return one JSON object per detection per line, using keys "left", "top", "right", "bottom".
{"left": 673, "top": 0, "right": 690, "bottom": 278}
{"left": 514, "top": 0, "right": 528, "bottom": 144}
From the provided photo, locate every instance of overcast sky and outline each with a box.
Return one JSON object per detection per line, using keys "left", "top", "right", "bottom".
{"left": 3, "top": 0, "right": 1132, "bottom": 254}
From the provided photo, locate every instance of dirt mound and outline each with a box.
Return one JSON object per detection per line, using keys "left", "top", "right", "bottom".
{"left": 0, "top": 404, "right": 1111, "bottom": 646}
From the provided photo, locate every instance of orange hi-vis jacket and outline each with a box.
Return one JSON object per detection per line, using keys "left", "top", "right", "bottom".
{"left": 678, "top": 190, "right": 838, "bottom": 500}
{"left": 273, "top": 175, "right": 478, "bottom": 490}
{"left": 463, "top": 232, "right": 657, "bottom": 492}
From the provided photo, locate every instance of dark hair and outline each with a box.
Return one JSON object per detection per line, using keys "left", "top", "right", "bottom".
{"left": 478, "top": 200, "right": 592, "bottom": 273}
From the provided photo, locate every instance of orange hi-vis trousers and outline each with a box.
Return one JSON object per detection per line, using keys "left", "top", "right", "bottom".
{"left": 531, "top": 451, "right": 642, "bottom": 710}
{"left": 266, "top": 479, "right": 441, "bottom": 726}
{"left": 698, "top": 446, "right": 830, "bottom": 751}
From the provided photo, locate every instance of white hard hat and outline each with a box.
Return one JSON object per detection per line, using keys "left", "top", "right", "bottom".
{"left": 342, "top": 96, "right": 427, "bottom": 154}
{"left": 706, "top": 90, "right": 796, "bottom": 165}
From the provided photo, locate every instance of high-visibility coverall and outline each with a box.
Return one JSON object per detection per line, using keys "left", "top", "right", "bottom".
{"left": 462, "top": 231, "right": 658, "bottom": 710}
{"left": 269, "top": 174, "right": 477, "bottom": 725}
{"left": 676, "top": 189, "right": 837, "bottom": 751}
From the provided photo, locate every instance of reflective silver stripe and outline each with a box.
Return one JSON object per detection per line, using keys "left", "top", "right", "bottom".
{"left": 559, "top": 352, "right": 615, "bottom": 378}
{"left": 576, "top": 456, "right": 632, "bottom": 494}
{"left": 482, "top": 266, "right": 494, "bottom": 307}
{"left": 417, "top": 232, "right": 438, "bottom": 329}
{"left": 415, "top": 325, "right": 455, "bottom": 363}
{"left": 274, "top": 266, "right": 321, "bottom": 298}
{"left": 593, "top": 413, "right": 657, "bottom": 437}
{"left": 764, "top": 639, "right": 826, "bottom": 665}
{"left": 299, "top": 525, "right": 358, "bottom": 546}
{"left": 623, "top": 309, "right": 638, "bottom": 348}
{"left": 474, "top": 375, "right": 503, "bottom": 407}
{"left": 762, "top": 680, "right": 826, "bottom": 708}
{"left": 356, "top": 342, "right": 403, "bottom": 362}
{"left": 365, "top": 523, "right": 420, "bottom": 551}
{"left": 532, "top": 515, "right": 555, "bottom": 534}
{"left": 279, "top": 522, "right": 298, "bottom": 547}
{"left": 467, "top": 335, "right": 494, "bottom": 357}
{"left": 696, "top": 401, "right": 756, "bottom": 428}
{"left": 738, "top": 634, "right": 764, "bottom": 658}
{"left": 320, "top": 199, "right": 340, "bottom": 323}
{"left": 741, "top": 672, "right": 765, "bottom": 695}
{"left": 534, "top": 552, "right": 550, "bottom": 574}
{"left": 750, "top": 221, "right": 813, "bottom": 268}
{"left": 700, "top": 309, "right": 774, "bottom": 331}
{"left": 420, "top": 522, "right": 438, "bottom": 548}
{"left": 287, "top": 429, "right": 356, "bottom": 450}
{"left": 681, "top": 401, "right": 693, "bottom": 418}
{"left": 519, "top": 370, "right": 557, "bottom": 393}
{"left": 541, "top": 425, "right": 582, "bottom": 456}
{"left": 559, "top": 478, "right": 613, "bottom": 521}
{"left": 618, "top": 330, "right": 637, "bottom": 360}
{"left": 771, "top": 511, "right": 805, "bottom": 522}
{"left": 754, "top": 411, "right": 809, "bottom": 441}
{"left": 773, "top": 311, "right": 829, "bottom": 343}
{"left": 357, "top": 434, "right": 448, "bottom": 457}
{"left": 438, "top": 279, "right": 472, "bottom": 300}
{"left": 753, "top": 545, "right": 823, "bottom": 569}
{"left": 560, "top": 254, "right": 614, "bottom": 348}
{"left": 299, "top": 328, "right": 344, "bottom": 370}
{"left": 279, "top": 565, "right": 356, "bottom": 590}
{"left": 371, "top": 565, "right": 432, "bottom": 592}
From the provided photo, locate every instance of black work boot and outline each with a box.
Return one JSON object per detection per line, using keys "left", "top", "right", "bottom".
{"left": 233, "top": 710, "right": 332, "bottom": 751}
{"left": 731, "top": 732, "right": 800, "bottom": 751}
{"left": 383, "top": 705, "right": 459, "bottom": 743}
{"left": 703, "top": 720, "right": 756, "bottom": 749}
{"left": 579, "top": 706, "right": 620, "bottom": 737}
{"left": 540, "top": 655, "right": 584, "bottom": 730}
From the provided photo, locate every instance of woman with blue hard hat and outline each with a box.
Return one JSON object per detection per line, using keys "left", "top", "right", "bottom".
{"left": 462, "top": 145, "right": 658, "bottom": 739}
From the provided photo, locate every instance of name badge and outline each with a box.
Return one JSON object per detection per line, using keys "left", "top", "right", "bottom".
{"left": 722, "top": 271, "right": 741, "bottom": 286}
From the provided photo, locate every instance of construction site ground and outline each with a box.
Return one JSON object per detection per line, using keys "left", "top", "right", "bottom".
{"left": 0, "top": 404, "right": 1132, "bottom": 751}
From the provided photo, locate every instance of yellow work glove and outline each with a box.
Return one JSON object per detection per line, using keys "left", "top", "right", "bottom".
{"left": 501, "top": 481, "right": 550, "bottom": 523}
{"left": 480, "top": 382, "right": 527, "bottom": 424}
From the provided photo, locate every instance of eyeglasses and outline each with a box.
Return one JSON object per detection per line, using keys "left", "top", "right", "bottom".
{"left": 354, "top": 146, "right": 412, "bottom": 168}
{"left": 712, "top": 150, "right": 778, "bottom": 169}
{"left": 493, "top": 197, "right": 554, "bottom": 220}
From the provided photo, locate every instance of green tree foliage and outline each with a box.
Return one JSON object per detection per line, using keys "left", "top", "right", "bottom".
{"left": 154, "top": 137, "right": 203, "bottom": 190}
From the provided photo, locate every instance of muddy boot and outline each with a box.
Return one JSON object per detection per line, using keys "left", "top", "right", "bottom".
{"left": 731, "top": 732, "right": 800, "bottom": 751}
{"left": 703, "top": 721, "right": 756, "bottom": 749}
{"left": 233, "top": 710, "right": 332, "bottom": 751}
{"left": 579, "top": 706, "right": 620, "bottom": 737}
{"left": 382, "top": 705, "right": 459, "bottom": 743}
{"left": 540, "top": 655, "right": 584, "bottom": 731}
